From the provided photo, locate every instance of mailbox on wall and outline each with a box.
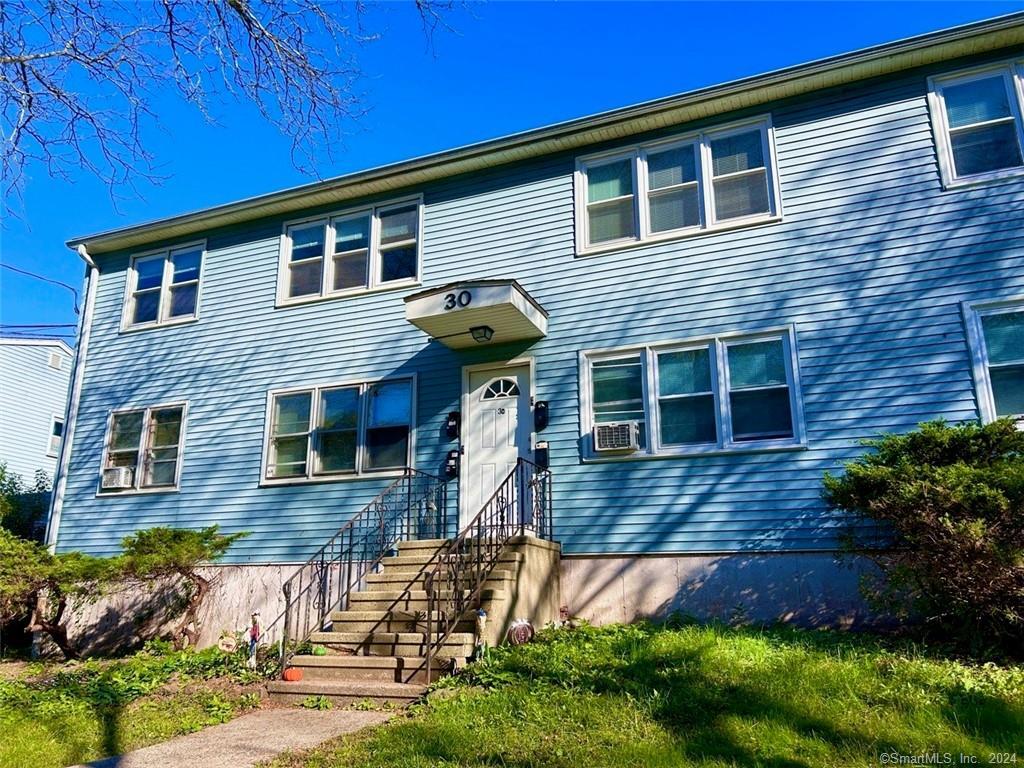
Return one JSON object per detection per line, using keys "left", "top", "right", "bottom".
{"left": 446, "top": 411, "right": 461, "bottom": 440}
{"left": 534, "top": 400, "right": 549, "bottom": 431}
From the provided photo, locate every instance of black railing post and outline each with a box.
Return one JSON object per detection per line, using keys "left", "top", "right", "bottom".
{"left": 281, "top": 581, "right": 292, "bottom": 662}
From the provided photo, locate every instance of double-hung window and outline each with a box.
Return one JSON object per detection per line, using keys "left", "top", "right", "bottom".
{"left": 964, "top": 299, "right": 1024, "bottom": 424}
{"left": 264, "top": 378, "right": 414, "bottom": 481}
{"left": 576, "top": 117, "right": 780, "bottom": 252}
{"left": 124, "top": 244, "right": 204, "bottom": 329}
{"left": 100, "top": 404, "right": 186, "bottom": 492}
{"left": 583, "top": 328, "right": 804, "bottom": 458}
{"left": 929, "top": 64, "right": 1024, "bottom": 186}
{"left": 280, "top": 198, "right": 421, "bottom": 303}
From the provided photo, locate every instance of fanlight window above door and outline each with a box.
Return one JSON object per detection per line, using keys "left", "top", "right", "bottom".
{"left": 482, "top": 378, "right": 520, "bottom": 399}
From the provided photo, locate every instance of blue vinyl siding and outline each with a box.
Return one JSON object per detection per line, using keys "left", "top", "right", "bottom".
{"left": 57, "top": 50, "right": 1024, "bottom": 562}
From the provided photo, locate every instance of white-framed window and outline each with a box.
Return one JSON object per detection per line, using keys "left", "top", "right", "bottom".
{"left": 575, "top": 116, "right": 781, "bottom": 254}
{"left": 263, "top": 377, "right": 415, "bottom": 482}
{"left": 929, "top": 62, "right": 1024, "bottom": 188}
{"left": 963, "top": 298, "right": 1024, "bottom": 424}
{"left": 100, "top": 403, "right": 186, "bottom": 492}
{"left": 580, "top": 327, "right": 805, "bottom": 459}
{"left": 278, "top": 197, "right": 422, "bottom": 304}
{"left": 47, "top": 416, "right": 64, "bottom": 457}
{"left": 122, "top": 243, "right": 204, "bottom": 330}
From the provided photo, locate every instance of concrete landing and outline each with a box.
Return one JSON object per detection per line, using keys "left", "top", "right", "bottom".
{"left": 70, "top": 707, "right": 392, "bottom": 768}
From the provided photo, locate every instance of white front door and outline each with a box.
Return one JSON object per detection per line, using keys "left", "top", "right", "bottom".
{"left": 461, "top": 365, "right": 531, "bottom": 527}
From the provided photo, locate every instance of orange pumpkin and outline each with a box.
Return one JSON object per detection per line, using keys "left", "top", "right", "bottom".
{"left": 282, "top": 667, "right": 303, "bottom": 682}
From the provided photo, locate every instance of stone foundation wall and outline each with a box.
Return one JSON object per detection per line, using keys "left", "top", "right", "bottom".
{"left": 65, "top": 563, "right": 298, "bottom": 656}
{"left": 560, "top": 552, "right": 885, "bottom": 629}
{"left": 62, "top": 550, "right": 885, "bottom": 656}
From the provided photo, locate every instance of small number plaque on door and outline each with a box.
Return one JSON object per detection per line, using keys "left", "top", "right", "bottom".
{"left": 443, "top": 290, "right": 472, "bottom": 310}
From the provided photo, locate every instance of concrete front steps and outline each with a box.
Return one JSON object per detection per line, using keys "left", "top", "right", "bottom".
{"left": 269, "top": 534, "right": 561, "bottom": 707}
{"left": 268, "top": 537, "right": 518, "bottom": 707}
{"left": 266, "top": 679, "right": 427, "bottom": 707}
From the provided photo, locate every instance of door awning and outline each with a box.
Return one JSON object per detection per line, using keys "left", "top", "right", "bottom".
{"left": 404, "top": 279, "right": 549, "bottom": 349}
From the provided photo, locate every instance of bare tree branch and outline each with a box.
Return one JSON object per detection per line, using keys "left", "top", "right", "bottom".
{"left": 0, "top": 0, "right": 459, "bottom": 205}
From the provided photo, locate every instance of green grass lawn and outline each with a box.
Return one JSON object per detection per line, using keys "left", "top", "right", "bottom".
{"left": 269, "top": 623, "right": 1024, "bottom": 768}
{"left": 0, "top": 644, "right": 267, "bottom": 768}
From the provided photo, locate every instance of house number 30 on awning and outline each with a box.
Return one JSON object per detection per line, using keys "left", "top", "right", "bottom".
{"left": 443, "top": 290, "right": 472, "bottom": 310}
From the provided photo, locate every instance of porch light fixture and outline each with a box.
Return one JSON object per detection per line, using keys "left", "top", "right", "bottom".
{"left": 470, "top": 325, "right": 494, "bottom": 343}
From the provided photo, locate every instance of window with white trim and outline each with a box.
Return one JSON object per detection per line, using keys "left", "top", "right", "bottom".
{"left": 101, "top": 405, "right": 185, "bottom": 491}
{"left": 964, "top": 300, "right": 1024, "bottom": 423}
{"left": 281, "top": 199, "right": 421, "bottom": 302}
{"left": 125, "top": 244, "right": 203, "bottom": 328}
{"left": 48, "top": 416, "right": 64, "bottom": 457}
{"left": 576, "top": 118, "right": 780, "bottom": 252}
{"left": 930, "top": 64, "right": 1024, "bottom": 186}
{"left": 583, "top": 329, "right": 803, "bottom": 457}
{"left": 265, "top": 378, "right": 414, "bottom": 481}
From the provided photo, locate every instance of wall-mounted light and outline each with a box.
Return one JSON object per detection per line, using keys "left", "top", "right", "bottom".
{"left": 470, "top": 325, "right": 494, "bottom": 343}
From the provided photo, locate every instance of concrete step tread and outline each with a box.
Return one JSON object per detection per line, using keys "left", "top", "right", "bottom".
{"left": 288, "top": 655, "right": 446, "bottom": 668}
{"left": 350, "top": 589, "right": 506, "bottom": 601}
{"left": 398, "top": 535, "right": 558, "bottom": 553}
{"left": 268, "top": 679, "right": 426, "bottom": 697}
{"left": 310, "top": 631, "right": 475, "bottom": 644}
{"left": 382, "top": 552, "right": 525, "bottom": 566}
{"left": 367, "top": 569, "right": 515, "bottom": 583}
{"left": 328, "top": 609, "right": 448, "bottom": 622}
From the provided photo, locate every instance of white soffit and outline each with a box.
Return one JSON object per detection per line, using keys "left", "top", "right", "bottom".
{"left": 405, "top": 280, "right": 549, "bottom": 349}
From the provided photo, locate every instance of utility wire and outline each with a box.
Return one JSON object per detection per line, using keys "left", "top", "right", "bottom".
{"left": 0, "top": 323, "right": 77, "bottom": 328}
{"left": 1, "top": 263, "right": 80, "bottom": 314}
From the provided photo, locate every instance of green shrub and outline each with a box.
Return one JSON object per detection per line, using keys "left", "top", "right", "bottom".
{"left": 823, "top": 419, "right": 1024, "bottom": 654}
{"left": 0, "top": 528, "right": 117, "bottom": 659}
{"left": 119, "top": 525, "right": 248, "bottom": 649}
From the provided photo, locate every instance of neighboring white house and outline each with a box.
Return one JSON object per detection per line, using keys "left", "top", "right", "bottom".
{"left": 0, "top": 338, "right": 73, "bottom": 482}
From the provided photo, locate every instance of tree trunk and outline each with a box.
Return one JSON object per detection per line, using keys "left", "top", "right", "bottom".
{"left": 173, "top": 571, "right": 209, "bottom": 649}
{"left": 29, "top": 592, "right": 79, "bottom": 660}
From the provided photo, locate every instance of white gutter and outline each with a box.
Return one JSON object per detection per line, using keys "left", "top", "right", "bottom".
{"left": 45, "top": 245, "right": 98, "bottom": 552}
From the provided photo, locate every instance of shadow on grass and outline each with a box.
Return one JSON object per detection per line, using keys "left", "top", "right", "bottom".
{"left": 467, "top": 625, "right": 1024, "bottom": 768}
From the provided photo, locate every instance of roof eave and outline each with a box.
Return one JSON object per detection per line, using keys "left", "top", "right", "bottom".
{"left": 68, "top": 12, "right": 1024, "bottom": 255}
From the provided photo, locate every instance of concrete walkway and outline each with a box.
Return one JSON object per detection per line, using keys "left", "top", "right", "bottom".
{"left": 71, "top": 708, "right": 393, "bottom": 768}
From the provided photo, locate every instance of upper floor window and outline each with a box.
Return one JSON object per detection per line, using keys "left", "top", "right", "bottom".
{"left": 279, "top": 198, "right": 422, "bottom": 304}
{"left": 964, "top": 299, "right": 1024, "bottom": 424}
{"left": 100, "top": 403, "right": 186, "bottom": 492}
{"left": 123, "top": 243, "right": 204, "bottom": 330}
{"left": 581, "top": 327, "right": 805, "bottom": 459}
{"left": 263, "top": 377, "right": 414, "bottom": 482}
{"left": 575, "top": 117, "right": 781, "bottom": 254}
{"left": 929, "top": 64, "right": 1024, "bottom": 187}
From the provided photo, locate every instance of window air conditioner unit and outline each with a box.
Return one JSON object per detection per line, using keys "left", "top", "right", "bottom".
{"left": 593, "top": 421, "right": 639, "bottom": 452}
{"left": 102, "top": 467, "right": 134, "bottom": 490}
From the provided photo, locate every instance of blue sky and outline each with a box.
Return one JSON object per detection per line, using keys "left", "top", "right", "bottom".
{"left": 4, "top": 1, "right": 1024, "bottom": 341}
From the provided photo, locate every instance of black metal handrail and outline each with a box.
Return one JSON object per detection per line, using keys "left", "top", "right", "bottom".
{"left": 264, "top": 468, "right": 447, "bottom": 669}
{"left": 423, "top": 457, "right": 551, "bottom": 683}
